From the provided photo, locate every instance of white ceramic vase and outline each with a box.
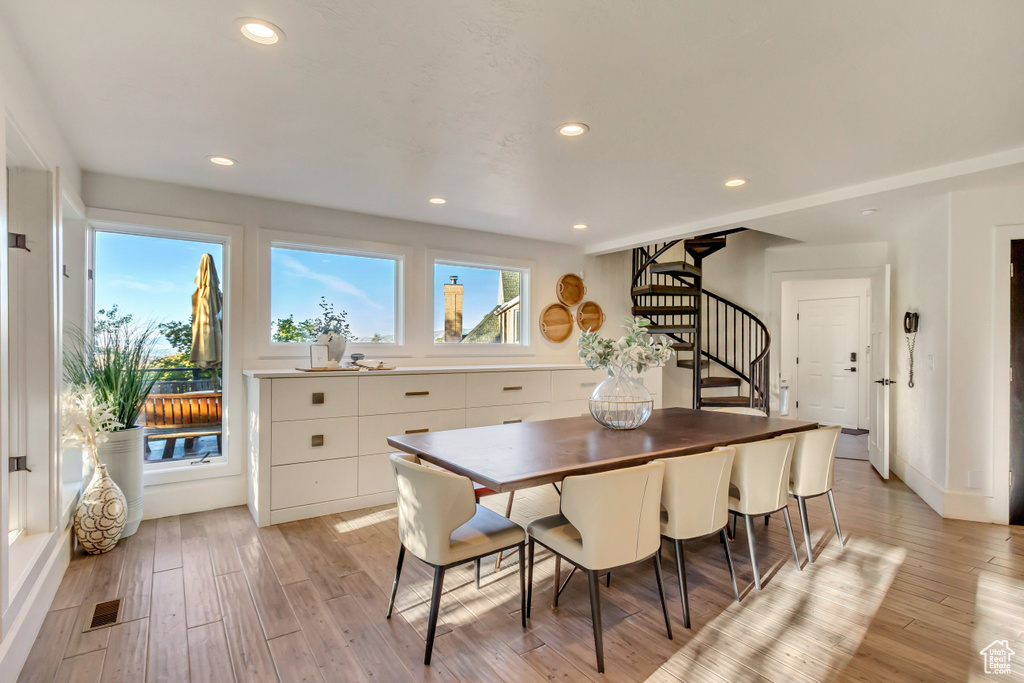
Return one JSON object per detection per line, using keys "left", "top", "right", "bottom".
{"left": 95, "top": 427, "right": 145, "bottom": 537}
{"left": 74, "top": 464, "right": 127, "bottom": 554}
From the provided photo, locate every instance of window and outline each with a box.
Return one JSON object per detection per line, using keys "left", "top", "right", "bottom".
{"left": 433, "top": 261, "right": 528, "bottom": 345}
{"left": 270, "top": 245, "right": 399, "bottom": 344}
{"left": 93, "top": 230, "right": 226, "bottom": 464}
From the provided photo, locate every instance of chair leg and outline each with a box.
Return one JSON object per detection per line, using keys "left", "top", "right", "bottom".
{"left": 673, "top": 539, "right": 690, "bottom": 629}
{"left": 729, "top": 512, "right": 737, "bottom": 539}
{"left": 475, "top": 558, "right": 482, "bottom": 589}
{"left": 552, "top": 556, "right": 561, "bottom": 610}
{"left": 386, "top": 544, "right": 405, "bottom": 618}
{"left": 424, "top": 566, "right": 446, "bottom": 665}
{"left": 586, "top": 570, "right": 605, "bottom": 674}
{"left": 606, "top": 572, "right": 611, "bottom": 588}
{"left": 518, "top": 544, "right": 527, "bottom": 627}
{"left": 653, "top": 553, "right": 673, "bottom": 640}
{"left": 495, "top": 491, "right": 516, "bottom": 570}
{"left": 797, "top": 497, "right": 814, "bottom": 563}
{"left": 526, "top": 539, "right": 535, "bottom": 619}
{"left": 744, "top": 515, "right": 761, "bottom": 591}
{"left": 827, "top": 490, "right": 845, "bottom": 547}
{"left": 764, "top": 514, "right": 770, "bottom": 526}
{"left": 720, "top": 529, "right": 740, "bottom": 601}
{"left": 782, "top": 507, "right": 802, "bottom": 570}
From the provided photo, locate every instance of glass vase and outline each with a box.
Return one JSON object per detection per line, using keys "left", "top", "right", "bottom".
{"left": 589, "top": 369, "right": 654, "bottom": 430}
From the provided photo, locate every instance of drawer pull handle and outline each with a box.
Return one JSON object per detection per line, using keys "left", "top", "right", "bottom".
{"left": 503, "top": 419, "right": 522, "bottom": 424}
{"left": 405, "top": 428, "right": 429, "bottom": 434}
{"left": 311, "top": 434, "right": 324, "bottom": 447}
{"left": 503, "top": 386, "right": 523, "bottom": 391}
{"left": 311, "top": 392, "right": 325, "bottom": 405}
{"left": 405, "top": 391, "right": 429, "bottom": 397}
{"left": 581, "top": 382, "right": 597, "bottom": 387}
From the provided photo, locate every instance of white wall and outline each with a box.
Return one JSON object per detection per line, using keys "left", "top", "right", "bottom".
{"left": 780, "top": 278, "right": 871, "bottom": 428}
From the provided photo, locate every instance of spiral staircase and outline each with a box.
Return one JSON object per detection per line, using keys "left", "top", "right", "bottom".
{"left": 631, "top": 229, "right": 771, "bottom": 413}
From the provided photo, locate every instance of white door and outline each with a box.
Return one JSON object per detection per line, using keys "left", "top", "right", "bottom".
{"left": 868, "top": 265, "right": 891, "bottom": 479}
{"left": 797, "top": 297, "right": 860, "bottom": 429}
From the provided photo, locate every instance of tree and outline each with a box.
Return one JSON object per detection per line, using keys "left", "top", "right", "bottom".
{"left": 158, "top": 317, "right": 193, "bottom": 355}
{"left": 95, "top": 305, "right": 133, "bottom": 335}
{"left": 272, "top": 297, "right": 351, "bottom": 343}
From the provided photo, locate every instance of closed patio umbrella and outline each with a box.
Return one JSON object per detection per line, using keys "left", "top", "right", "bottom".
{"left": 190, "top": 253, "right": 222, "bottom": 369}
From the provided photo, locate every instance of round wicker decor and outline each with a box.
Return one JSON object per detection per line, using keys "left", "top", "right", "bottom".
{"left": 576, "top": 301, "right": 606, "bottom": 333}
{"left": 540, "top": 303, "right": 574, "bottom": 343}
{"left": 556, "top": 273, "right": 586, "bottom": 307}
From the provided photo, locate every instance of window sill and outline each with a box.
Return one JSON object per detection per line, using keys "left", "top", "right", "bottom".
{"left": 8, "top": 530, "right": 50, "bottom": 600}
{"left": 143, "top": 456, "right": 239, "bottom": 487}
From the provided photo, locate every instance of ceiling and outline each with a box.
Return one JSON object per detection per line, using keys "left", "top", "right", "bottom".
{"left": 4, "top": 1, "right": 1024, "bottom": 251}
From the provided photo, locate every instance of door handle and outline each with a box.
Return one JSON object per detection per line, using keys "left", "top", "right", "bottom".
{"left": 844, "top": 367, "right": 857, "bottom": 372}
{"left": 874, "top": 379, "right": 892, "bottom": 385}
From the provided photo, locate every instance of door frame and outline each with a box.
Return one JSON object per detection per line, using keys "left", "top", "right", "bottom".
{"left": 992, "top": 224, "right": 1024, "bottom": 525}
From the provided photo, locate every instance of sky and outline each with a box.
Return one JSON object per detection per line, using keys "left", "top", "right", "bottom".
{"left": 432, "top": 264, "right": 506, "bottom": 339}
{"left": 94, "top": 232, "right": 223, "bottom": 355}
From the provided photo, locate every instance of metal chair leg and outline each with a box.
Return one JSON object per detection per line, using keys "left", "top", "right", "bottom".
{"left": 827, "top": 490, "right": 845, "bottom": 546}
{"left": 586, "top": 570, "right": 605, "bottom": 674}
{"left": 673, "top": 539, "right": 690, "bottom": 629}
{"left": 606, "top": 572, "right": 611, "bottom": 588}
{"left": 653, "top": 553, "right": 673, "bottom": 640}
{"left": 782, "top": 507, "right": 802, "bottom": 570}
{"left": 744, "top": 514, "right": 761, "bottom": 591}
{"left": 475, "top": 558, "right": 482, "bottom": 589}
{"left": 765, "top": 514, "right": 770, "bottom": 526}
{"left": 552, "top": 555, "right": 561, "bottom": 610}
{"left": 797, "top": 497, "right": 814, "bottom": 563}
{"left": 720, "top": 528, "right": 740, "bottom": 601}
{"left": 386, "top": 544, "right": 405, "bottom": 618}
{"left": 495, "top": 491, "right": 516, "bottom": 570}
{"left": 424, "top": 566, "right": 446, "bottom": 665}
{"left": 526, "top": 539, "right": 535, "bottom": 618}
{"left": 518, "top": 544, "right": 527, "bottom": 627}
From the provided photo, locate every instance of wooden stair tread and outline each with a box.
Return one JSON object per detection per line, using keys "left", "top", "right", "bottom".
{"left": 677, "top": 359, "right": 710, "bottom": 369}
{"left": 670, "top": 341, "right": 694, "bottom": 351}
{"left": 632, "top": 306, "right": 698, "bottom": 316}
{"left": 646, "top": 325, "right": 696, "bottom": 336}
{"left": 700, "top": 376, "right": 742, "bottom": 388}
{"left": 631, "top": 285, "right": 700, "bottom": 296}
{"left": 650, "top": 261, "right": 702, "bottom": 277}
{"left": 700, "top": 395, "right": 751, "bottom": 406}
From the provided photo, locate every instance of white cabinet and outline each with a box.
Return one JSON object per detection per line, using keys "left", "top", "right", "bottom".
{"left": 358, "top": 373, "right": 466, "bottom": 415}
{"left": 466, "top": 402, "right": 551, "bottom": 428}
{"left": 552, "top": 368, "right": 604, "bottom": 402}
{"left": 358, "top": 409, "right": 466, "bottom": 456}
{"left": 271, "top": 459, "right": 357, "bottom": 510}
{"left": 466, "top": 371, "right": 551, "bottom": 407}
{"left": 272, "top": 377, "right": 358, "bottom": 421}
{"left": 270, "top": 417, "right": 357, "bottom": 466}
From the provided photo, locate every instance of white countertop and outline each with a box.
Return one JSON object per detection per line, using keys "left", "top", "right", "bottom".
{"left": 243, "top": 363, "right": 592, "bottom": 379}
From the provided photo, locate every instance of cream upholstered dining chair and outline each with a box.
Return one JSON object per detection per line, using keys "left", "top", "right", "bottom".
{"left": 727, "top": 435, "right": 802, "bottom": 591}
{"left": 526, "top": 462, "right": 671, "bottom": 674}
{"left": 658, "top": 447, "right": 739, "bottom": 629}
{"left": 790, "top": 425, "right": 844, "bottom": 563}
{"left": 387, "top": 454, "right": 527, "bottom": 665}
{"left": 713, "top": 406, "right": 768, "bottom": 417}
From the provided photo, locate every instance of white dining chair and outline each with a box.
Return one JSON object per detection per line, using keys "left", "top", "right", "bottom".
{"left": 387, "top": 453, "right": 527, "bottom": 665}
{"left": 727, "top": 435, "right": 802, "bottom": 590}
{"left": 790, "top": 425, "right": 844, "bottom": 562}
{"left": 658, "top": 446, "right": 739, "bottom": 628}
{"left": 713, "top": 406, "right": 768, "bottom": 417}
{"left": 526, "top": 461, "right": 671, "bottom": 674}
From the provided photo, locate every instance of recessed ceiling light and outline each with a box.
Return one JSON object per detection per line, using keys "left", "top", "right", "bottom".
{"left": 724, "top": 178, "right": 747, "bottom": 187}
{"left": 861, "top": 208, "right": 878, "bottom": 215}
{"left": 208, "top": 156, "right": 237, "bottom": 166}
{"left": 429, "top": 197, "right": 447, "bottom": 204}
{"left": 573, "top": 224, "right": 588, "bottom": 230}
{"left": 557, "top": 123, "right": 589, "bottom": 137}
{"left": 236, "top": 18, "right": 284, "bottom": 45}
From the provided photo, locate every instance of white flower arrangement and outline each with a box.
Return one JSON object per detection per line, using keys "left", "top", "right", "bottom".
{"left": 62, "top": 387, "right": 122, "bottom": 467}
{"left": 578, "top": 317, "right": 675, "bottom": 376}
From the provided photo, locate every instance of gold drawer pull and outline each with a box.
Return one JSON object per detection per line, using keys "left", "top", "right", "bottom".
{"left": 405, "top": 391, "right": 429, "bottom": 397}
{"left": 503, "top": 386, "right": 523, "bottom": 391}
{"left": 311, "top": 392, "right": 325, "bottom": 405}
{"left": 311, "top": 435, "right": 324, "bottom": 447}
{"left": 405, "top": 428, "right": 429, "bottom": 434}
{"left": 503, "top": 419, "right": 522, "bottom": 424}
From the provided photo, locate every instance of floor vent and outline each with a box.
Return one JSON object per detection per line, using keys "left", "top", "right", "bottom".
{"left": 87, "top": 599, "right": 121, "bottom": 630}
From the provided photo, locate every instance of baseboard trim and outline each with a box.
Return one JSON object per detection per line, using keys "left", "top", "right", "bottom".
{"left": 0, "top": 526, "right": 72, "bottom": 679}
{"left": 890, "top": 453, "right": 945, "bottom": 517}
{"left": 942, "top": 490, "right": 1007, "bottom": 525}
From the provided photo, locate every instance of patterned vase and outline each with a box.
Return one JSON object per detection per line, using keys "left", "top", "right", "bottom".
{"left": 74, "top": 464, "right": 127, "bottom": 554}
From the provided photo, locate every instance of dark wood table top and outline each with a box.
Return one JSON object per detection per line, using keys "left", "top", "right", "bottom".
{"left": 387, "top": 407, "right": 817, "bottom": 492}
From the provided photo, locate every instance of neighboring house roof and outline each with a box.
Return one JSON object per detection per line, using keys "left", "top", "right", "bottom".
{"left": 461, "top": 307, "right": 502, "bottom": 343}
{"left": 500, "top": 271, "right": 520, "bottom": 305}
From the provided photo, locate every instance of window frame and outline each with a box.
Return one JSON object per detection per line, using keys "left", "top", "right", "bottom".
{"left": 428, "top": 251, "right": 533, "bottom": 356}
{"left": 258, "top": 229, "right": 408, "bottom": 359}
{"left": 86, "top": 209, "right": 244, "bottom": 486}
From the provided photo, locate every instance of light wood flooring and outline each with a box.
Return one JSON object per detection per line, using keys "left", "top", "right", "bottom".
{"left": 17, "top": 459, "right": 1024, "bottom": 682}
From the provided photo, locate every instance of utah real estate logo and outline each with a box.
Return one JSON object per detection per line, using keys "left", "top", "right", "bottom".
{"left": 980, "top": 640, "right": 1015, "bottom": 675}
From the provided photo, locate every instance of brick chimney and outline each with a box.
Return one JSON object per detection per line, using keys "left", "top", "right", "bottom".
{"left": 444, "top": 275, "right": 463, "bottom": 342}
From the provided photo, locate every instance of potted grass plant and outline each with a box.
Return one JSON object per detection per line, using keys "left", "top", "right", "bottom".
{"left": 64, "top": 315, "right": 159, "bottom": 538}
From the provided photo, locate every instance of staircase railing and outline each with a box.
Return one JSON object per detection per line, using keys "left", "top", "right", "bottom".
{"left": 701, "top": 290, "right": 771, "bottom": 415}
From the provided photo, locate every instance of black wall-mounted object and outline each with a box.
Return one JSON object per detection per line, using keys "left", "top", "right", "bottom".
{"left": 905, "top": 312, "right": 920, "bottom": 388}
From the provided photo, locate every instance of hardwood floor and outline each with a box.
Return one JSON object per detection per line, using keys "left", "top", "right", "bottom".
{"left": 18, "top": 459, "right": 1024, "bottom": 682}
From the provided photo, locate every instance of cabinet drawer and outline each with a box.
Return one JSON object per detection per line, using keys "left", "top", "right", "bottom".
{"left": 466, "top": 371, "right": 551, "bottom": 407}
{"left": 271, "top": 459, "right": 357, "bottom": 510}
{"left": 639, "top": 369, "right": 663, "bottom": 396}
{"left": 550, "top": 399, "right": 591, "bottom": 420}
{"left": 551, "top": 368, "right": 604, "bottom": 402}
{"left": 271, "top": 417, "right": 357, "bottom": 466}
{"left": 359, "top": 454, "right": 396, "bottom": 496}
{"left": 465, "top": 402, "right": 551, "bottom": 428}
{"left": 358, "top": 409, "right": 466, "bottom": 455}
{"left": 272, "top": 377, "right": 358, "bottom": 422}
{"left": 358, "top": 373, "right": 466, "bottom": 416}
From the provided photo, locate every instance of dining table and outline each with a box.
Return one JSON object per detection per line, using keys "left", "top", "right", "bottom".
{"left": 386, "top": 407, "right": 818, "bottom": 492}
